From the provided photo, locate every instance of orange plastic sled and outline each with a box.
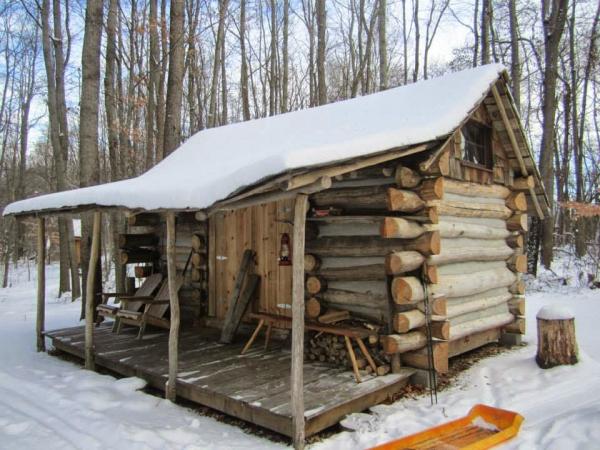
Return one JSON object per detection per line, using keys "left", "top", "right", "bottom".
{"left": 370, "top": 404, "right": 524, "bottom": 450}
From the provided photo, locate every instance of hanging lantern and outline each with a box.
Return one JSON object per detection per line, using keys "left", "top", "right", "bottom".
{"left": 279, "top": 233, "right": 292, "bottom": 266}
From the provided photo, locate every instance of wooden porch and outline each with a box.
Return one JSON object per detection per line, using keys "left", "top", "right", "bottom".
{"left": 46, "top": 323, "right": 415, "bottom": 438}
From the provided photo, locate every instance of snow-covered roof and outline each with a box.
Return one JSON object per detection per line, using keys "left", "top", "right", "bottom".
{"left": 5, "top": 64, "right": 508, "bottom": 216}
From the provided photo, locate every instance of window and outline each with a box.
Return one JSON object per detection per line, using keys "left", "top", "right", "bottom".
{"left": 460, "top": 121, "right": 492, "bottom": 169}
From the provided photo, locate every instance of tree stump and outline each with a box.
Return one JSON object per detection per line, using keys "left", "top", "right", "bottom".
{"left": 536, "top": 306, "right": 578, "bottom": 369}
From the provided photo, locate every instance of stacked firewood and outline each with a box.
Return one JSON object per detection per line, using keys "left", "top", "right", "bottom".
{"left": 304, "top": 331, "right": 391, "bottom": 376}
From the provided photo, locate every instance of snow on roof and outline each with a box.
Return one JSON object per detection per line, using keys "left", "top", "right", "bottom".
{"left": 4, "top": 64, "right": 506, "bottom": 216}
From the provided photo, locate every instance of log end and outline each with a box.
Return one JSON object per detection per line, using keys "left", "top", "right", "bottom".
{"left": 306, "top": 276, "right": 325, "bottom": 295}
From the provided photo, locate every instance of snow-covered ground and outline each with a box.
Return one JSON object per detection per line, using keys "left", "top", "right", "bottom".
{"left": 0, "top": 259, "right": 598, "bottom": 449}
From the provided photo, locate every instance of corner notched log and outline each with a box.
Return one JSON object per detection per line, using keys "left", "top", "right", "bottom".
{"left": 506, "top": 192, "right": 528, "bottom": 211}
{"left": 394, "top": 165, "right": 422, "bottom": 188}
{"left": 507, "top": 254, "right": 528, "bottom": 273}
{"left": 381, "top": 217, "right": 427, "bottom": 239}
{"left": 391, "top": 276, "right": 425, "bottom": 304}
{"left": 304, "top": 254, "right": 321, "bottom": 272}
{"left": 380, "top": 332, "right": 427, "bottom": 354}
{"left": 387, "top": 188, "right": 426, "bottom": 212}
{"left": 402, "top": 341, "right": 449, "bottom": 373}
{"left": 507, "top": 214, "right": 528, "bottom": 232}
{"left": 385, "top": 251, "right": 425, "bottom": 275}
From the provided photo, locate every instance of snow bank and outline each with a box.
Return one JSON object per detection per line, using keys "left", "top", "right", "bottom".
{"left": 537, "top": 305, "right": 575, "bottom": 320}
{"left": 4, "top": 64, "right": 505, "bottom": 216}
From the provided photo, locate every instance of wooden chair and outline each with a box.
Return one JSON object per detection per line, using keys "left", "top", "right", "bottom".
{"left": 116, "top": 275, "right": 184, "bottom": 339}
{"left": 97, "top": 273, "right": 163, "bottom": 332}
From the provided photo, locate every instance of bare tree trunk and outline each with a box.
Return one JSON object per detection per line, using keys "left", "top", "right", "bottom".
{"left": 402, "top": 0, "right": 408, "bottom": 84}
{"left": 145, "top": 0, "right": 158, "bottom": 168}
{"left": 105, "top": 0, "right": 125, "bottom": 295}
{"left": 413, "top": 0, "right": 420, "bottom": 82}
{"left": 378, "top": 0, "right": 388, "bottom": 90}
{"left": 481, "top": 0, "right": 490, "bottom": 64}
{"left": 208, "top": 0, "right": 229, "bottom": 127}
{"left": 220, "top": 29, "right": 228, "bottom": 125}
{"left": 509, "top": 0, "right": 521, "bottom": 111}
{"left": 79, "top": 0, "right": 104, "bottom": 317}
{"left": 240, "top": 0, "right": 251, "bottom": 120}
{"left": 162, "top": 0, "right": 185, "bottom": 156}
{"left": 269, "top": 0, "right": 277, "bottom": 116}
{"left": 281, "top": 0, "right": 289, "bottom": 112}
{"left": 539, "top": 0, "right": 568, "bottom": 269}
{"left": 316, "top": 0, "right": 327, "bottom": 105}
{"left": 472, "top": 0, "right": 479, "bottom": 67}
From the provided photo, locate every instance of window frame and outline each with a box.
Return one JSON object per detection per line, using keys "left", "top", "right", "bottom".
{"left": 459, "top": 120, "right": 494, "bottom": 170}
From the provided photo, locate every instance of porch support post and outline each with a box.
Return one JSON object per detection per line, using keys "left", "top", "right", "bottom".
{"left": 85, "top": 211, "right": 101, "bottom": 370}
{"left": 291, "top": 194, "right": 308, "bottom": 449}
{"left": 166, "top": 211, "right": 180, "bottom": 401}
{"left": 36, "top": 217, "right": 46, "bottom": 352}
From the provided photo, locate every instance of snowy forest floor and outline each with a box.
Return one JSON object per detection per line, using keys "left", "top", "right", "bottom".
{"left": 0, "top": 256, "right": 598, "bottom": 449}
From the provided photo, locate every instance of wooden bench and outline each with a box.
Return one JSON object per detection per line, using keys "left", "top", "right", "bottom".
{"left": 241, "top": 312, "right": 378, "bottom": 383}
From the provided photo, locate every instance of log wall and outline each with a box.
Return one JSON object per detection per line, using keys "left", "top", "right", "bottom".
{"left": 124, "top": 212, "right": 208, "bottom": 321}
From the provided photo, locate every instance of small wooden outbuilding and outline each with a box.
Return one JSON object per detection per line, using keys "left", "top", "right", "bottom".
{"left": 3, "top": 64, "right": 548, "bottom": 448}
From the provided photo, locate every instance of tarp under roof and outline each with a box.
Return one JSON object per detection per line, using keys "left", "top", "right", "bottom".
{"left": 5, "top": 64, "right": 522, "bottom": 216}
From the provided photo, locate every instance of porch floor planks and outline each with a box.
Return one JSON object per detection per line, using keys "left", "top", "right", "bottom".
{"left": 46, "top": 323, "right": 413, "bottom": 438}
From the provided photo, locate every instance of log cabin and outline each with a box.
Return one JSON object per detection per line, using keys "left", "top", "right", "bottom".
{"left": 3, "top": 64, "right": 548, "bottom": 448}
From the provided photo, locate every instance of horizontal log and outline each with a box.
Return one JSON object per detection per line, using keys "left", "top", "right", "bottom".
{"left": 306, "top": 232, "right": 440, "bottom": 257}
{"left": 191, "top": 252, "right": 207, "bottom": 267}
{"left": 506, "top": 192, "right": 528, "bottom": 212}
{"left": 395, "top": 165, "right": 422, "bottom": 188}
{"left": 417, "top": 178, "right": 444, "bottom": 201}
{"left": 127, "top": 213, "right": 160, "bottom": 227}
{"left": 509, "top": 279, "right": 526, "bottom": 295}
{"left": 507, "top": 214, "right": 528, "bottom": 232}
{"left": 449, "top": 312, "right": 514, "bottom": 340}
{"left": 506, "top": 234, "right": 524, "bottom": 248}
{"left": 310, "top": 264, "right": 387, "bottom": 281}
{"left": 401, "top": 341, "right": 448, "bottom": 373}
{"left": 194, "top": 211, "right": 208, "bottom": 221}
{"left": 427, "top": 199, "right": 513, "bottom": 219}
{"left": 317, "top": 222, "right": 380, "bottom": 237}
{"left": 391, "top": 276, "right": 425, "bottom": 304}
{"left": 428, "top": 238, "right": 514, "bottom": 266}
{"left": 381, "top": 217, "right": 427, "bottom": 239}
{"left": 190, "top": 268, "right": 204, "bottom": 282}
{"left": 305, "top": 297, "right": 321, "bottom": 319}
{"left": 387, "top": 188, "right": 426, "bottom": 212}
{"left": 437, "top": 260, "right": 507, "bottom": 276}
{"left": 507, "top": 254, "right": 528, "bottom": 273}
{"left": 311, "top": 185, "right": 389, "bottom": 210}
{"left": 449, "top": 327, "right": 500, "bottom": 358}
{"left": 416, "top": 296, "right": 447, "bottom": 316}
{"left": 385, "top": 251, "right": 425, "bottom": 275}
{"left": 430, "top": 267, "right": 517, "bottom": 299}
{"left": 381, "top": 332, "right": 427, "bottom": 354}
{"left": 419, "top": 320, "right": 450, "bottom": 340}
{"left": 191, "top": 234, "right": 206, "bottom": 252}
{"left": 120, "top": 249, "right": 158, "bottom": 264}
{"left": 512, "top": 176, "right": 535, "bottom": 190}
{"left": 504, "top": 317, "right": 525, "bottom": 334}
{"left": 430, "top": 220, "right": 510, "bottom": 240}
{"left": 425, "top": 264, "right": 438, "bottom": 284}
{"left": 508, "top": 297, "right": 525, "bottom": 316}
{"left": 318, "top": 288, "right": 388, "bottom": 309}
{"left": 393, "top": 309, "right": 426, "bottom": 333}
{"left": 118, "top": 233, "right": 159, "bottom": 248}
{"left": 134, "top": 266, "right": 154, "bottom": 278}
{"left": 446, "top": 288, "right": 512, "bottom": 319}
{"left": 443, "top": 178, "right": 510, "bottom": 199}
{"left": 304, "top": 254, "right": 321, "bottom": 272}
{"left": 306, "top": 276, "right": 326, "bottom": 294}
{"left": 450, "top": 303, "right": 509, "bottom": 327}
